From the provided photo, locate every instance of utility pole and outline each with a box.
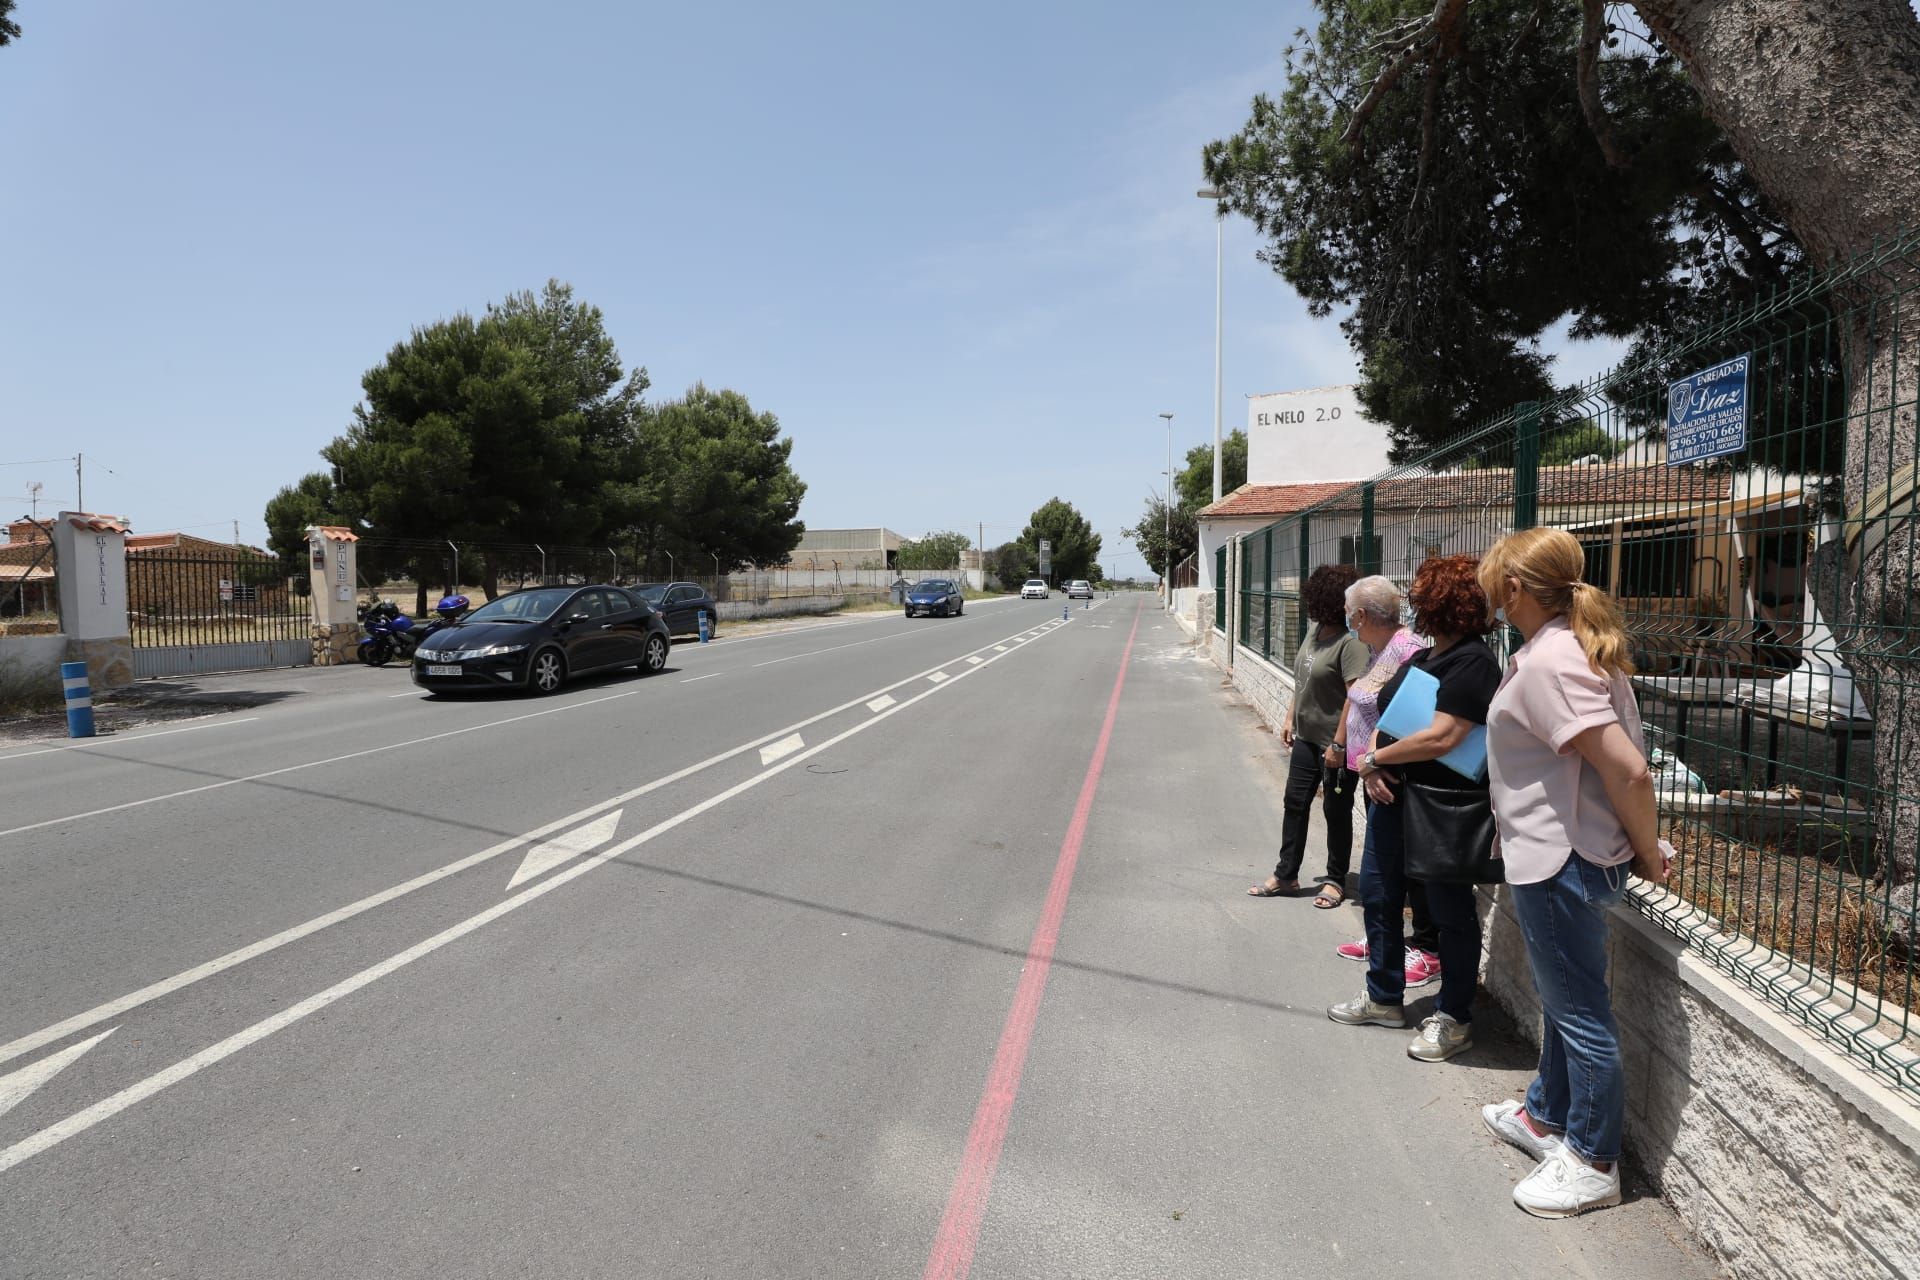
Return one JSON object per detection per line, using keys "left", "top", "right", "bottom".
{"left": 233, "top": 519, "right": 241, "bottom": 548}
{"left": 1159, "top": 413, "right": 1174, "bottom": 603}
{"left": 75, "top": 453, "right": 83, "bottom": 513}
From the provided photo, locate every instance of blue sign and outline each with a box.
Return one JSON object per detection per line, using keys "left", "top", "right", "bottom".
{"left": 1666, "top": 354, "right": 1750, "bottom": 464}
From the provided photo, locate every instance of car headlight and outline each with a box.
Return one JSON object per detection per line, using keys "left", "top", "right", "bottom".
{"left": 471, "top": 643, "right": 529, "bottom": 658}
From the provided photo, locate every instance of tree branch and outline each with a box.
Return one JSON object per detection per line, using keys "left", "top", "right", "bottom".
{"left": 1577, "top": 0, "right": 1630, "bottom": 169}
{"left": 1694, "top": 178, "right": 1784, "bottom": 281}
{"left": 1342, "top": 0, "right": 1470, "bottom": 148}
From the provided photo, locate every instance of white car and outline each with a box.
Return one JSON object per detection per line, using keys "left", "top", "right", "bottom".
{"left": 1020, "top": 578, "right": 1049, "bottom": 599}
{"left": 1067, "top": 580, "right": 1093, "bottom": 599}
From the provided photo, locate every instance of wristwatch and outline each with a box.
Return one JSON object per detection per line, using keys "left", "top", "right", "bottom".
{"left": 1361, "top": 750, "right": 1379, "bottom": 773}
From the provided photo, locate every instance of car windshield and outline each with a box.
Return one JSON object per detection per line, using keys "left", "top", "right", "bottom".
{"left": 633, "top": 584, "right": 669, "bottom": 603}
{"left": 1025, "top": 580, "right": 1046, "bottom": 587}
{"left": 913, "top": 580, "right": 950, "bottom": 592}
{"left": 464, "top": 588, "right": 576, "bottom": 623}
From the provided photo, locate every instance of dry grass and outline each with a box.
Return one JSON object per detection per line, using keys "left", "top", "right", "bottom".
{"left": 1664, "top": 819, "right": 1918, "bottom": 1020}
{"left": 129, "top": 614, "right": 313, "bottom": 645}
{"left": 0, "top": 657, "right": 64, "bottom": 719}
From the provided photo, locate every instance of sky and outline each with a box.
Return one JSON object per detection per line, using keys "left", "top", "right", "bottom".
{"left": 0, "top": 0, "right": 1565, "bottom": 580}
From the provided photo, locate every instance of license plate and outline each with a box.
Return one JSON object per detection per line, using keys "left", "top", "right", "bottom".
{"left": 426, "top": 664, "right": 462, "bottom": 676}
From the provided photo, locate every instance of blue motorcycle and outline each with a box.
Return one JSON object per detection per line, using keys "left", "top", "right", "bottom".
{"left": 360, "top": 596, "right": 470, "bottom": 667}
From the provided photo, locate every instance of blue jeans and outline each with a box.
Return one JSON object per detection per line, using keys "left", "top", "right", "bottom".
{"left": 1510, "top": 853, "right": 1628, "bottom": 1163}
{"left": 1359, "top": 797, "right": 1480, "bottom": 1021}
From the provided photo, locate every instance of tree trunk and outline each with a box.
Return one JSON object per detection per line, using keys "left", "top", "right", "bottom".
{"left": 1633, "top": 0, "right": 1920, "bottom": 942}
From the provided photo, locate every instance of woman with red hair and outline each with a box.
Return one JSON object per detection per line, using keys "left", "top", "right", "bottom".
{"left": 1329, "top": 555, "right": 1500, "bottom": 1065}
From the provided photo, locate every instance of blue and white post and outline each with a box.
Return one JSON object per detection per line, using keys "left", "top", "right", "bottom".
{"left": 61, "top": 661, "right": 95, "bottom": 738}
{"left": 1063, "top": 600, "right": 1070, "bottom": 622}
{"left": 697, "top": 610, "right": 712, "bottom": 644}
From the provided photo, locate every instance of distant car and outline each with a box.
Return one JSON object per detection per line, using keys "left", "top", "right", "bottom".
{"left": 1020, "top": 579, "right": 1049, "bottom": 599}
{"left": 905, "top": 578, "right": 965, "bottom": 617}
{"left": 1067, "top": 579, "right": 1093, "bottom": 599}
{"left": 635, "top": 581, "right": 718, "bottom": 638}
{"left": 412, "top": 585, "right": 671, "bottom": 695}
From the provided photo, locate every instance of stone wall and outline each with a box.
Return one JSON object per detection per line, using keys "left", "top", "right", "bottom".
{"left": 1230, "top": 644, "right": 1295, "bottom": 733}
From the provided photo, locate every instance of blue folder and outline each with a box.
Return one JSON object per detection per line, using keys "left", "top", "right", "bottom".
{"left": 1375, "top": 665, "right": 1489, "bottom": 782}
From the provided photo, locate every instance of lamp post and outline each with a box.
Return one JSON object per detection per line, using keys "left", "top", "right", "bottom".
{"left": 1159, "top": 412, "right": 1174, "bottom": 604}
{"left": 1197, "top": 187, "right": 1225, "bottom": 503}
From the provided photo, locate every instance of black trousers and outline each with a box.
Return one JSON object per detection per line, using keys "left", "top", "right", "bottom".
{"left": 1273, "top": 737, "right": 1360, "bottom": 886}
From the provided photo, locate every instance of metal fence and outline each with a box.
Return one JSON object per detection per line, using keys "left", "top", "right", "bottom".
{"left": 0, "top": 518, "right": 58, "bottom": 627}
{"left": 1230, "top": 229, "right": 1920, "bottom": 1101}
{"left": 127, "top": 549, "right": 313, "bottom": 676}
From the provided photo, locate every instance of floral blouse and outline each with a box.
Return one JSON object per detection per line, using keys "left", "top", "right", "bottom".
{"left": 1343, "top": 627, "right": 1430, "bottom": 771}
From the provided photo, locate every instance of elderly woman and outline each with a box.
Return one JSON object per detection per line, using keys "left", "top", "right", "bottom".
{"left": 1248, "top": 564, "right": 1369, "bottom": 904}
{"left": 1475, "top": 528, "right": 1672, "bottom": 1218}
{"left": 1329, "top": 576, "right": 1444, "bottom": 986}
{"left": 1330, "top": 556, "right": 1500, "bottom": 1065}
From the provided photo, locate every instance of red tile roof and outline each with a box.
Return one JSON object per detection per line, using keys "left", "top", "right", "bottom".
{"left": 1198, "top": 466, "right": 1731, "bottom": 520}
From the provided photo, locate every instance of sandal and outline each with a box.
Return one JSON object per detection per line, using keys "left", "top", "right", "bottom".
{"left": 1247, "top": 878, "right": 1299, "bottom": 897}
{"left": 1312, "top": 885, "right": 1344, "bottom": 909}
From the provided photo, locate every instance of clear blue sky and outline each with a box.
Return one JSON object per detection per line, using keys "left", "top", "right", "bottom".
{"left": 4, "top": 1, "right": 1374, "bottom": 579}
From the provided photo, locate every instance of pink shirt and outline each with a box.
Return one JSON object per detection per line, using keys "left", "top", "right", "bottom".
{"left": 1486, "top": 617, "right": 1646, "bottom": 884}
{"left": 1343, "top": 628, "right": 1429, "bottom": 771}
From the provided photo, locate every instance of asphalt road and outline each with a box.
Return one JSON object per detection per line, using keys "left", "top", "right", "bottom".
{"left": 0, "top": 596, "right": 1723, "bottom": 1278}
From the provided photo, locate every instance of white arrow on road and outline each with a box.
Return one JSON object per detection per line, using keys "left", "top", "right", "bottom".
{"left": 506, "top": 810, "right": 624, "bottom": 891}
{"left": 0, "top": 1029, "right": 116, "bottom": 1123}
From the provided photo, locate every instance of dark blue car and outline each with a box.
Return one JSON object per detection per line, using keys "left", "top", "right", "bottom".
{"left": 904, "top": 578, "right": 964, "bottom": 618}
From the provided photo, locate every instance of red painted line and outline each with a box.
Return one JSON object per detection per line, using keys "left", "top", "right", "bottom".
{"left": 920, "top": 601, "right": 1142, "bottom": 1280}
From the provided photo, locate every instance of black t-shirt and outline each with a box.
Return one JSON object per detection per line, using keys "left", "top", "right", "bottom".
{"left": 1374, "top": 636, "right": 1501, "bottom": 790}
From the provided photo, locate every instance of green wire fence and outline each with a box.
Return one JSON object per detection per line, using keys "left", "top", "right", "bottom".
{"left": 1222, "top": 229, "right": 1920, "bottom": 1102}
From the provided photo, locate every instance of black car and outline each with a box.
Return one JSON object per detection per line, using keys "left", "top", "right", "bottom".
{"left": 411, "top": 584, "right": 672, "bottom": 695}
{"left": 635, "top": 581, "right": 719, "bottom": 638}
{"left": 904, "top": 578, "right": 965, "bottom": 617}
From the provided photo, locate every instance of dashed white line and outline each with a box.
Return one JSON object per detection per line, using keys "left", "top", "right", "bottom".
{"left": 681, "top": 673, "right": 722, "bottom": 684}
{"left": 994, "top": 645, "right": 1008, "bottom": 653}
{"left": 866, "top": 695, "right": 896, "bottom": 712}
{"left": 758, "top": 733, "right": 806, "bottom": 765}
{"left": 927, "top": 672, "right": 950, "bottom": 684}
{"left": 965, "top": 656, "right": 983, "bottom": 666}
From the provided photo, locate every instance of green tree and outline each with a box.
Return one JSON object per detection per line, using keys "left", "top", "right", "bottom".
{"left": 263, "top": 471, "right": 345, "bottom": 579}
{"left": 1017, "top": 499, "right": 1101, "bottom": 584}
{"left": 626, "top": 383, "right": 806, "bottom": 574}
{"left": 1540, "top": 422, "right": 1629, "bottom": 466}
{"left": 987, "top": 541, "right": 1034, "bottom": 590}
{"left": 1175, "top": 429, "right": 1249, "bottom": 511}
{"left": 0, "top": 2, "right": 20, "bottom": 48}
{"left": 1125, "top": 496, "right": 1198, "bottom": 578}
{"left": 1204, "top": 1, "right": 1792, "bottom": 459}
{"left": 897, "top": 530, "right": 971, "bottom": 571}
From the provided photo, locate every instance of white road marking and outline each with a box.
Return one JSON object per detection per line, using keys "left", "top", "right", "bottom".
{"left": 680, "top": 673, "right": 722, "bottom": 684}
{"left": 0, "top": 598, "right": 1065, "bottom": 1175}
{"left": 866, "top": 695, "right": 896, "bottom": 712}
{"left": 506, "top": 810, "right": 623, "bottom": 891}
{"left": 0, "top": 692, "right": 638, "bottom": 842}
{"left": 0, "top": 1029, "right": 116, "bottom": 1122}
{"left": 387, "top": 690, "right": 422, "bottom": 698}
{"left": 927, "top": 672, "right": 949, "bottom": 684}
{"left": 0, "top": 612, "right": 1067, "bottom": 1067}
{"left": 758, "top": 733, "right": 805, "bottom": 765}
{"left": 965, "top": 656, "right": 983, "bottom": 666}
{"left": 0, "top": 719, "right": 262, "bottom": 765}
{"left": 994, "top": 645, "right": 1008, "bottom": 652}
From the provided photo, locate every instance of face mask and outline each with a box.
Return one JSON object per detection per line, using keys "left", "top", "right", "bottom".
{"left": 1494, "top": 605, "right": 1508, "bottom": 625}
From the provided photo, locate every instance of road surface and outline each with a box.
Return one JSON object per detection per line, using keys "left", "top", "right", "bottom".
{"left": 0, "top": 596, "right": 1722, "bottom": 1278}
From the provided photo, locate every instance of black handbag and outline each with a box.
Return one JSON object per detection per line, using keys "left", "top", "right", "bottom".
{"left": 1401, "top": 778, "right": 1504, "bottom": 884}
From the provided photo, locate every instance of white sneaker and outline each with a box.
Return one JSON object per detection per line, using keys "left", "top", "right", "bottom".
{"left": 1481, "top": 1100, "right": 1560, "bottom": 1162}
{"left": 1512, "top": 1146, "right": 1622, "bottom": 1218}
{"left": 1406, "top": 1012, "right": 1472, "bottom": 1062}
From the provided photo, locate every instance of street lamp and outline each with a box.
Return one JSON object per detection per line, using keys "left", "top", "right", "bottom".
{"left": 1159, "top": 412, "right": 1174, "bottom": 602}
{"left": 1198, "top": 187, "right": 1225, "bottom": 503}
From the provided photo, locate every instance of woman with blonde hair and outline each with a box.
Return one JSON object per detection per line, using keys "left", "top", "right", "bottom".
{"left": 1475, "top": 527, "right": 1673, "bottom": 1218}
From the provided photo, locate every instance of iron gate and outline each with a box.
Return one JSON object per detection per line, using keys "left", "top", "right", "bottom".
{"left": 127, "top": 549, "right": 313, "bottom": 677}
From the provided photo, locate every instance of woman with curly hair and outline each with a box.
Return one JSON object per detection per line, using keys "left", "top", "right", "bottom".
{"left": 1247, "top": 563, "right": 1368, "bottom": 904}
{"left": 1330, "top": 555, "right": 1500, "bottom": 1066}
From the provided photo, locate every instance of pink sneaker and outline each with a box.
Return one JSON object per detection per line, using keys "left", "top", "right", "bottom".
{"left": 1335, "top": 939, "right": 1368, "bottom": 962}
{"left": 1405, "top": 948, "right": 1442, "bottom": 988}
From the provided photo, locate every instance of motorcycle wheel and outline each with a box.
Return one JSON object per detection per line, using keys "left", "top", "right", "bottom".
{"left": 363, "top": 638, "right": 394, "bottom": 667}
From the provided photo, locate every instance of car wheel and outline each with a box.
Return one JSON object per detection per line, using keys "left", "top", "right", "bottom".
{"left": 956, "top": 600, "right": 964, "bottom": 616}
{"left": 528, "top": 648, "right": 566, "bottom": 695}
{"left": 641, "top": 633, "right": 669, "bottom": 674}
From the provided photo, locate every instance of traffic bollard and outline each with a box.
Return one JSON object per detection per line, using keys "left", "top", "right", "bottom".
{"left": 1063, "top": 602, "right": 1070, "bottom": 621}
{"left": 698, "top": 611, "right": 712, "bottom": 644}
{"left": 61, "top": 661, "right": 95, "bottom": 738}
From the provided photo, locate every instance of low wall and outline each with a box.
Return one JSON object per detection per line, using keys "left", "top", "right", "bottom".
{"left": 1217, "top": 653, "right": 1920, "bottom": 1280}
{"left": 716, "top": 594, "right": 856, "bottom": 622}
{"left": 0, "top": 633, "right": 135, "bottom": 695}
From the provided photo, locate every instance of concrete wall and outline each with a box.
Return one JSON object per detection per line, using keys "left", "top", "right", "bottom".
{"left": 716, "top": 594, "right": 859, "bottom": 622}
{"left": 1204, "top": 585, "right": 1920, "bottom": 1280}
{"left": 1246, "top": 385, "right": 1391, "bottom": 485}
